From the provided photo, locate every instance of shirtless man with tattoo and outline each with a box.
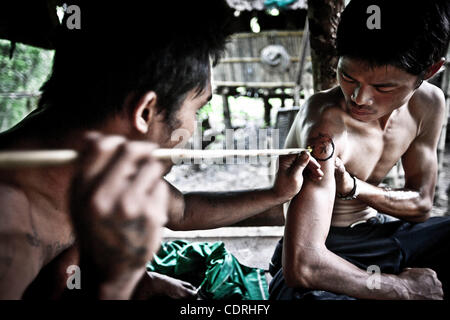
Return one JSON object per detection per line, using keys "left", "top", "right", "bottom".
{"left": 0, "top": 1, "right": 323, "bottom": 299}
{"left": 269, "top": 0, "right": 450, "bottom": 300}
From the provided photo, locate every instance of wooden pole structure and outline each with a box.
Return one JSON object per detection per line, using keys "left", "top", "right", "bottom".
{"left": 263, "top": 95, "right": 272, "bottom": 127}
{"left": 294, "top": 19, "right": 310, "bottom": 106}
{"left": 222, "top": 94, "right": 233, "bottom": 129}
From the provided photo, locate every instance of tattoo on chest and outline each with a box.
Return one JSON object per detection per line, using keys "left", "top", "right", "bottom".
{"left": 25, "top": 211, "right": 41, "bottom": 248}
{"left": 25, "top": 210, "right": 75, "bottom": 262}
{"left": 26, "top": 232, "right": 41, "bottom": 247}
{"left": 307, "top": 133, "right": 335, "bottom": 161}
{"left": 45, "top": 241, "right": 66, "bottom": 260}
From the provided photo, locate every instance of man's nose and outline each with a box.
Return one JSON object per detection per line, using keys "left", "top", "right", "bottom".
{"left": 351, "top": 85, "right": 373, "bottom": 106}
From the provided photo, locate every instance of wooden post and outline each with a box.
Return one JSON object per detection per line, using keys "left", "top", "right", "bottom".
{"left": 294, "top": 19, "right": 310, "bottom": 106}
{"left": 222, "top": 94, "right": 233, "bottom": 129}
{"left": 263, "top": 96, "right": 272, "bottom": 128}
{"left": 307, "top": 0, "right": 345, "bottom": 92}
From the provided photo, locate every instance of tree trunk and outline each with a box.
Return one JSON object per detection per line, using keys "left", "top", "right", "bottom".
{"left": 307, "top": 0, "right": 345, "bottom": 92}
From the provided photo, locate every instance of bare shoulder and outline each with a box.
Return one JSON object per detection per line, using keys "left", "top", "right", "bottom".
{"left": 410, "top": 82, "right": 446, "bottom": 121}
{"left": 296, "top": 87, "right": 346, "bottom": 159}
{"left": 305, "top": 87, "right": 346, "bottom": 118}
{"left": 292, "top": 88, "right": 345, "bottom": 130}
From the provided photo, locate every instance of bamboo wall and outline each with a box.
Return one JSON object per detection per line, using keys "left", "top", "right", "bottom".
{"left": 213, "top": 31, "right": 305, "bottom": 88}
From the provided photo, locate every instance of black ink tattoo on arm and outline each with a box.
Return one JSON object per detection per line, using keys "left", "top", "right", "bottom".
{"left": 307, "top": 133, "right": 335, "bottom": 162}
{"left": 26, "top": 233, "right": 41, "bottom": 247}
{"left": 25, "top": 210, "right": 41, "bottom": 248}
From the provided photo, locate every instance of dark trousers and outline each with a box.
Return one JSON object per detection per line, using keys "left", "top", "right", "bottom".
{"left": 269, "top": 215, "right": 450, "bottom": 300}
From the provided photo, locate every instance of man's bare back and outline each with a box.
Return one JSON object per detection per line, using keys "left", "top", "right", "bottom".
{"left": 0, "top": 128, "right": 83, "bottom": 298}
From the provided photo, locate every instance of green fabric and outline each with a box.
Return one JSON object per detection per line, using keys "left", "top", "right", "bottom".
{"left": 147, "top": 240, "right": 269, "bottom": 300}
{"left": 264, "top": 0, "right": 296, "bottom": 9}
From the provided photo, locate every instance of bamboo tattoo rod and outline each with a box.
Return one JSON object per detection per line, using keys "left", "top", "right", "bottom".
{"left": 0, "top": 147, "right": 313, "bottom": 169}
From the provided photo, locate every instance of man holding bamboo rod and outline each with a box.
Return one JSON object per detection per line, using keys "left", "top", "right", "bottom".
{"left": 0, "top": 1, "right": 323, "bottom": 299}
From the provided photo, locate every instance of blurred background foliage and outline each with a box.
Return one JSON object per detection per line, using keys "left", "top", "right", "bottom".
{"left": 0, "top": 39, "right": 54, "bottom": 131}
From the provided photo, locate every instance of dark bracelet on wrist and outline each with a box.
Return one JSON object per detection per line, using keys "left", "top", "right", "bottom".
{"left": 337, "top": 173, "right": 358, "bottom": 200}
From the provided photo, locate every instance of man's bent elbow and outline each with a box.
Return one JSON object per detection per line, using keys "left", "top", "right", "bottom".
{"left": 415, "top": 199, "right": 432, "bottom": 221}
{"left": 405, "top": 201, "right": 431, "bottom": 223}
{"left": 413, "top": 209, "right": 431, "bottom": 223}
{"left": 283, "top": 259, "right": 317, "bottom": 289}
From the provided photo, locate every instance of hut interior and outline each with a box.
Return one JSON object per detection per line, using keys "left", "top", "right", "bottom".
{"left": 217, "top": 0, "right": 310, "bottom": 144}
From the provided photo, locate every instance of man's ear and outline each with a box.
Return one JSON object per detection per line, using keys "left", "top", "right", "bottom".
{"left": 132, "top": 91, "right": 158, "bottom": 134}
{"left": 423, "top": 57, "right": 446, "bottom": 80}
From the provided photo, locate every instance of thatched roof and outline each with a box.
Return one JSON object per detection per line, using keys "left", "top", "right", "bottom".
{"left": 226, "top": 0, "right": 307, "bottom": 11}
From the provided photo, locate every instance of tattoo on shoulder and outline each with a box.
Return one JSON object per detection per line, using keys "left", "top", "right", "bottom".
{"left": 25, "top": 209, "right": 41, "bottom": 248}
{"left": 45, "top": 241, "right": 66, "bottom": 259}
{"left": 307, "top": 133, "right": 335, "bottom": 161}
{"left": 26, "top": 233, "right": 41, "bottom": 247}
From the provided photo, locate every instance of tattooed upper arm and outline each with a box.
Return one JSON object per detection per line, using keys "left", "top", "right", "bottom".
{"left": 307, "top": 133, "right": 335, "bottom": 162}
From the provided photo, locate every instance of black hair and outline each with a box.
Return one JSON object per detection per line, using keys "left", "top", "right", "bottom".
{"left": 336, "top": 0, "right": 450, "bottom": 76}
{"left": 38, "top": 0, "right": 233, "bottom": 129}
